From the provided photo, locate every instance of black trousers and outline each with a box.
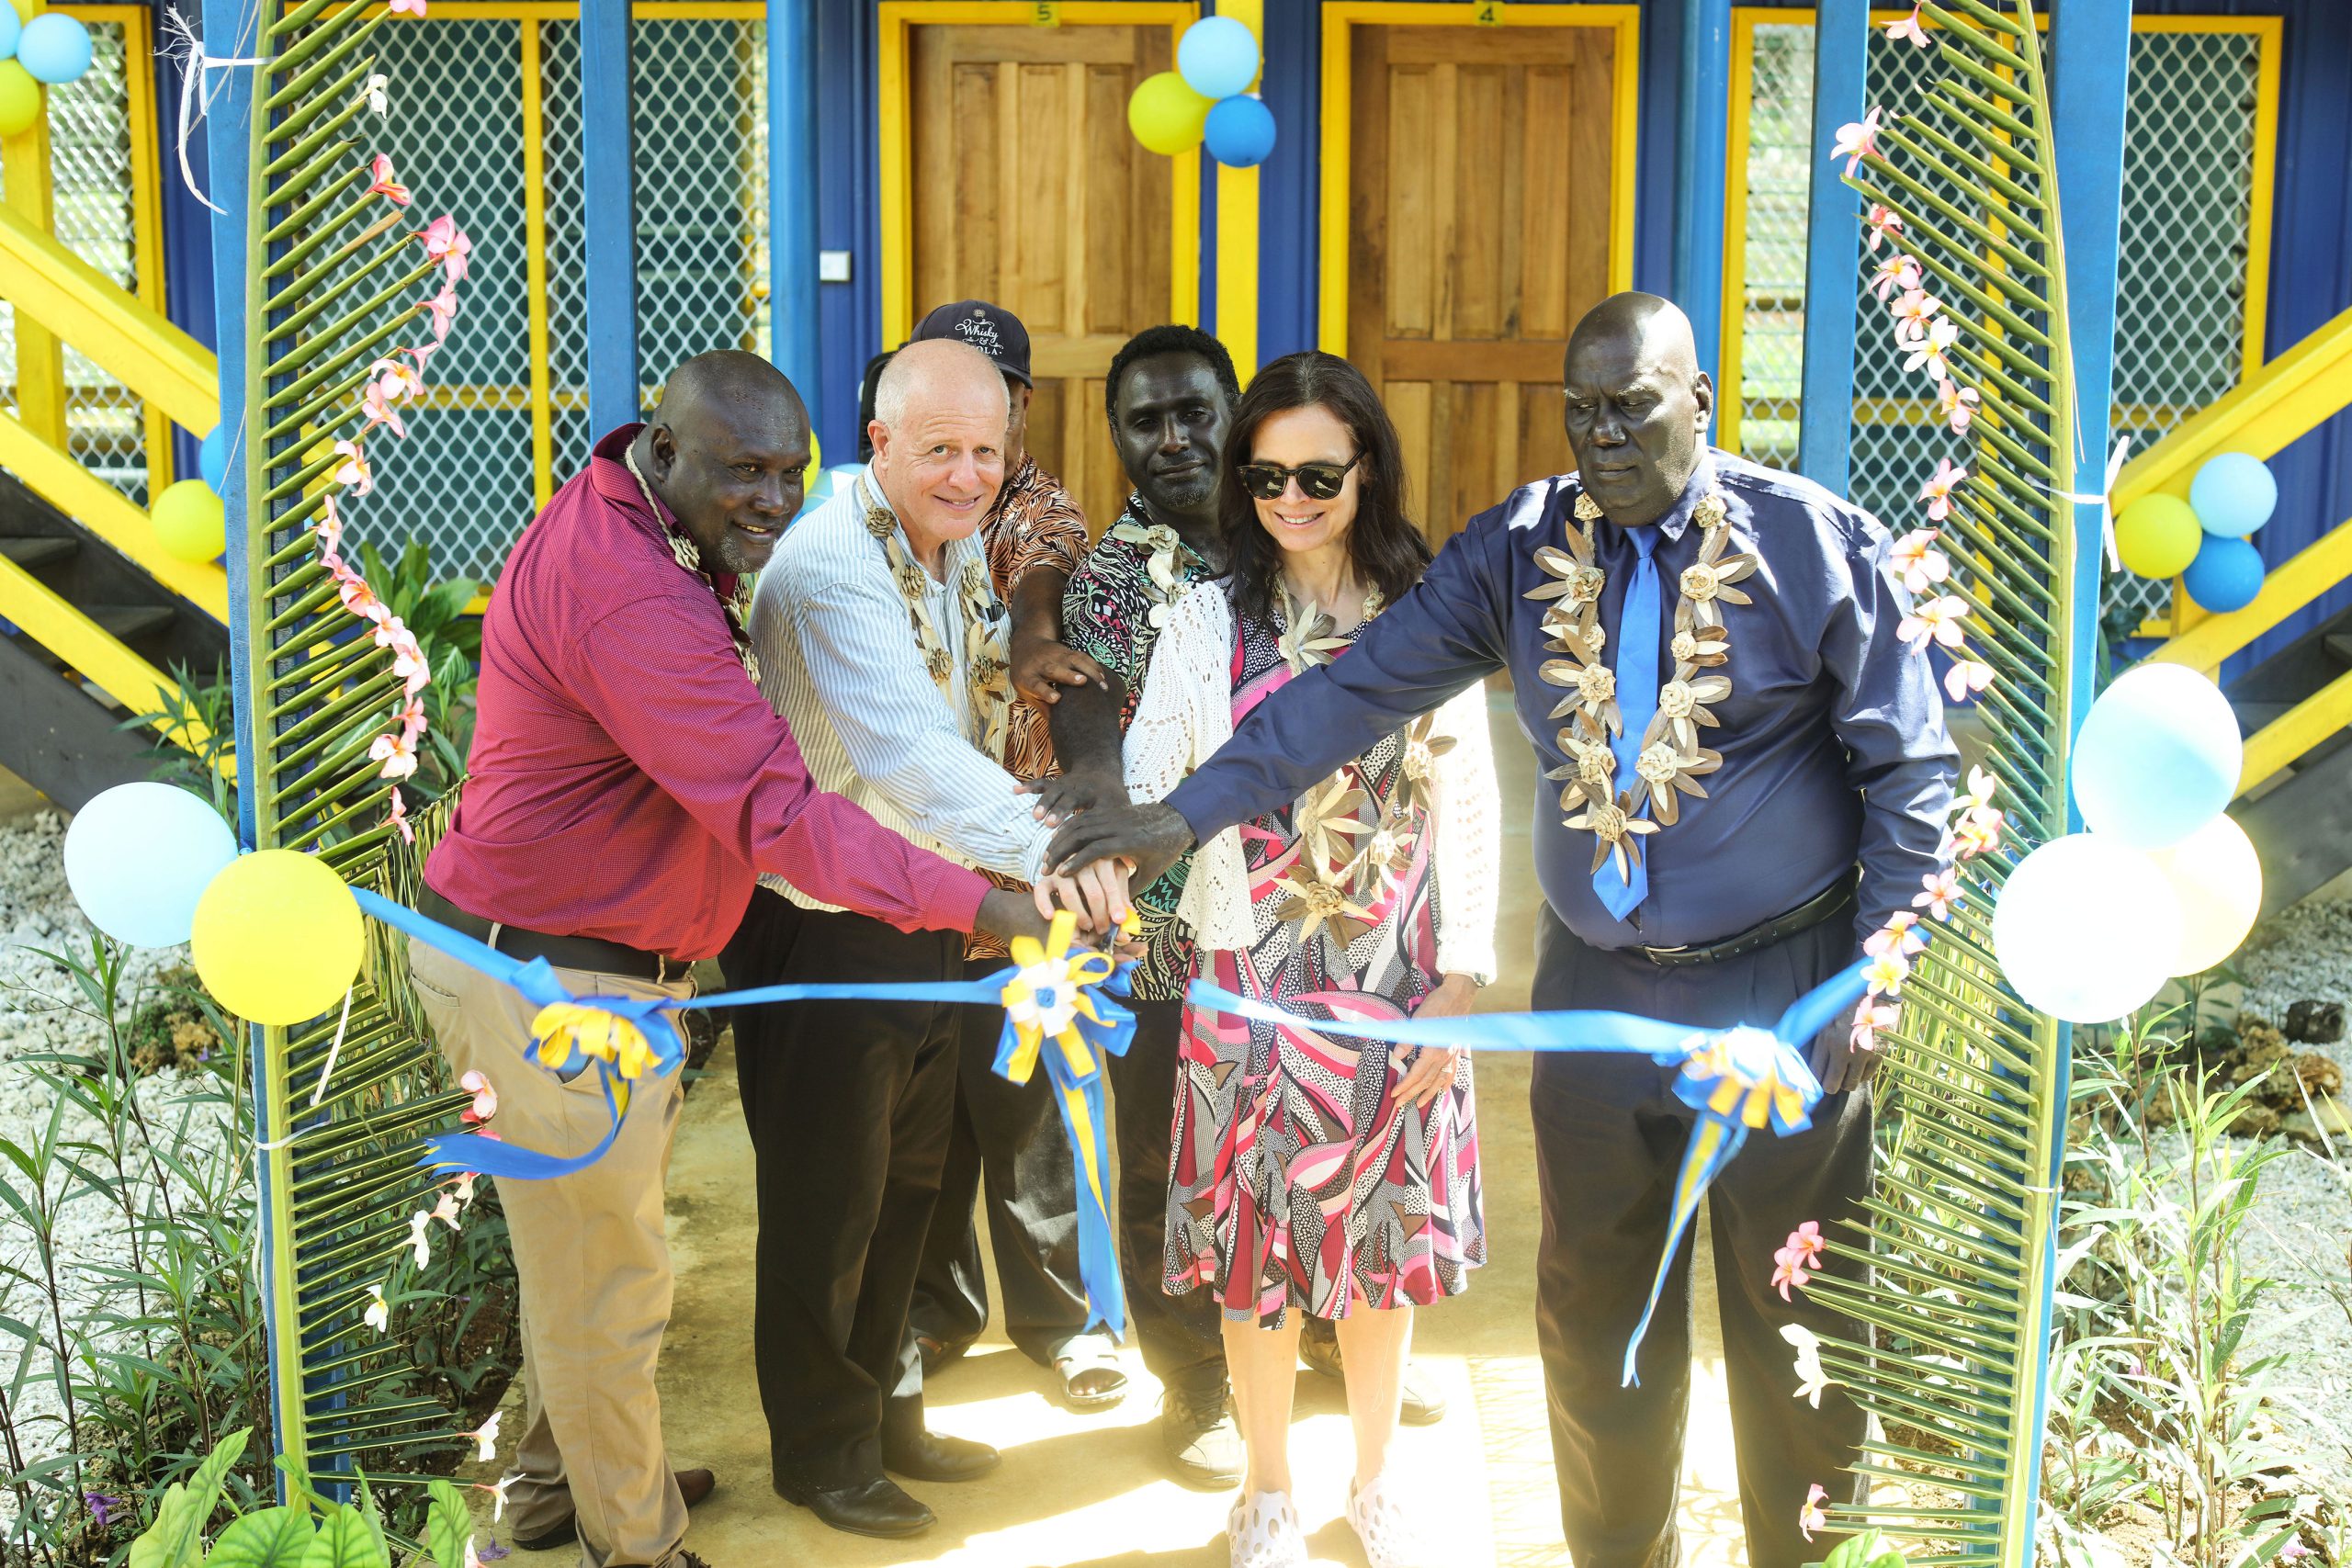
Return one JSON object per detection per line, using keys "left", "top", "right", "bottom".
{"left": 722, "top": 891, "right": 962, "bottom": 1492}
{"left": 1105, "top": 997, "right": 1227, "bottom": 1397}
{"left": 907, "top": 957, "right": 1091, "bottom": 1366}
{"left": 1530, "top": 903, "right": 1873, "bottom": 1568}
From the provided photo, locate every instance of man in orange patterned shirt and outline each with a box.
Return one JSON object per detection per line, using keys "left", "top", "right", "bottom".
{"left": 897, "top": 300, "right": 1130, "bottom": 1411}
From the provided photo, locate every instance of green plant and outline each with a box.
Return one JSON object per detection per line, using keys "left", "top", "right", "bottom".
{"left": 0, "top": 931, "right": 515, "bottom": 1565}
{"left": 125, "top": 662, "right": 238, "bottom": 828}
{"left": 2040, "top": 1005, "right": 2336, "bottom": 1568}
{"left": 1811, "top": 1529, "right": 1910, "bottom": 1568}
{"left": 122, "top": 1427, "right": 484, "bottom": 1568}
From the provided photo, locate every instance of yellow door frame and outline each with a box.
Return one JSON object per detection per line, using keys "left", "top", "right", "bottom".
{"left": 875, "top": 1, "right": 1204, "bottom": 353}
{"left": 1315, "top": 2, "right": 1639, "bottom": 359}
{"left": 1717, "top": 9, "right": 2282, "bottom": 500}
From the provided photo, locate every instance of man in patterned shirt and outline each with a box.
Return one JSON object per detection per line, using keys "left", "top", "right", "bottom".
{"left": 895, "top": 301, "right": 1131, "bottom": 1412}
{"left": 1047, "top": 328, "right": 1451, "bottom": 1488}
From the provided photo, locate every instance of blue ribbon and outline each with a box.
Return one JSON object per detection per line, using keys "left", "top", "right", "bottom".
{"left": 1185, "top": 956, "right": 1873, "bottom": 1385}
{"left": 356, "top": 888, "right": 1136, "bottom": 1329}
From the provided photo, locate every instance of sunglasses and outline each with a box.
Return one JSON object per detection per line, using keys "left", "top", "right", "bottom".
{"left": 1237, "top": 453, "right": 1364, "bottom": 502}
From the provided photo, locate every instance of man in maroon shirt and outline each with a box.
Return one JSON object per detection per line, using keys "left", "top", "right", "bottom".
{"left": 408, "top": 352, "right": 1049, "bottom": 1568}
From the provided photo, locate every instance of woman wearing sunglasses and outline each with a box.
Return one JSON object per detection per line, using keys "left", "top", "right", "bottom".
{"left": 1121, "top": 351, "right": 1499, "bottom": 1568}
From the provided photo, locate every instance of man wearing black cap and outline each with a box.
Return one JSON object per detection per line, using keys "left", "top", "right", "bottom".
{"left": 895, "top": 300, "right": 1131, "bottom": 1412}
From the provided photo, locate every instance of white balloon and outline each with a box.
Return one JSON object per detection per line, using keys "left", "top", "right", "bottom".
{"left": 62, "top": 782, "right": 240, "bottom": 948}
{"left": 1992, "top": 834, "right": 2180, "bottom": 1024}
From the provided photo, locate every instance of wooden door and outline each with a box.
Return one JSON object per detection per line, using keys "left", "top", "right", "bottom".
{"left": 905, "top": 20, "right": 1182, "bottom": 536}
{"left": 1345, "top": 24, "right": 1623, "bottom": 545}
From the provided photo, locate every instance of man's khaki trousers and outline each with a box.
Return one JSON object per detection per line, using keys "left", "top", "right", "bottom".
{"left": 408, "top": 942, "right": 694, "bottom": 1568}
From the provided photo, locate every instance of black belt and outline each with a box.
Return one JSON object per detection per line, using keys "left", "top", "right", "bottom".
{"left": 1637, "top": 875, "right": 1857, "bottom": 968}
{"left": 417, "top": 888, "right": 683, "bottom": 985}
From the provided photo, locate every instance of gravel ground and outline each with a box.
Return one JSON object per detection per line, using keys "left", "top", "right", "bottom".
{"left": 2227, "top": 892, "right": 2352, "bottom": 1501}
{"left": 0, "top": 811, "right": 233, "bottom": 1482}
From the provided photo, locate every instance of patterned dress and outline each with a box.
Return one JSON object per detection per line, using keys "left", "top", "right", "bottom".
{"left": 1125, "top": 582, "right": 1498, "bottom": 1324}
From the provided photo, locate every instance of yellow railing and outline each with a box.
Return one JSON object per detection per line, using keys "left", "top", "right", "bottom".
{"left": 0, "top": 206, "right": 230, "bottom": 622}
{"left": 2144, "top": 517, "right": 2352, "bottom": 796}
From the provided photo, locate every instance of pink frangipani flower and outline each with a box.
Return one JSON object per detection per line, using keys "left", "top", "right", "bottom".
{"left": 1869, "top": 253, "right": 1923, "bottom": 304}
{"left": 1865, "top": 911, "right": 1927, "bottom": 959}
{"left": 364, "top": 152, "right": 411, "bottom": 208}
{"left": 1937, "top": 378, "right": 1982, "bottom": 434}
{"left": 361, "top": 378, "right": 406, "bottom": 439}
{"left": 1918, "top": 458, "right": 1966, "bottom": 522}
{"left": 1799, "top": 1483, "right": 1829, "bottom": 1542}
{"left": 1948, "top": 806, "right": 2005, "bottom": 862}
{"left": 463, "top": 1411, "right": 501, "bottom": 1463}
{"left": 421, "top": 285, "right": 458, "bottom": 344}
{"left": 1884, "top": 5, "right": 1930, "bottom": 47}
{"left": 460, "top": 1069, "right": 498, "bottom": 1123}
{"left": 1890, "top": 529, "right": 1949, "bottom": 594}
{"left": 418, "top": 215, "right": 472, "bottom": 285}
{"left": 1772, "top": 1222, "right": 1826, "bottom": 1301}
{"left": 1861, "top": 951, "right": 1910, "bottom": 1000}
{"left": 332, "top": 439, "right": 372, "bottom": 496}
{"left": 337, "top": 571, "right": 388, "bottom": 625}
{"left": 393, "top": 695, "right": 428, "bottom": 745}
{"left": 1863, "top": 203, "right": 1905, "bottom": 253}
{"left": 388, "top": 786, "right": 413, "bottom": 846}
{"left": 1944, "top": 657, "right": 1996, "bottom": 703}
{"left": 1830, "top": 107, "right": 1883, "bottom": 176}
{"left": 1898, "top": 594, "right": 1970, "bottom": 653}
{"left": 1889, "top": 288, "right": 1940, "bottom": 345}
{"left": 1849, "top": 1000, "right": 1901, "bottom": 1055}
{"left": 369, "top": 356, "right": 425, "bottom": 402}
{"left": 1913, "top": 867, "right": 1964, "bottom": 920}
{"left": 369, "top": 729, "right": 420, "bottom": 781}
{"left": 389, "top": 0, "right": 425, "bottom": 17}
{"left": 1905, "top": 316, "right": 1961, "bottom": 380}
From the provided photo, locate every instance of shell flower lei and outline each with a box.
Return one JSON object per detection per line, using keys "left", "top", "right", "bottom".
{"left": 300, "top": 69, "right": 472, "bottom": 850}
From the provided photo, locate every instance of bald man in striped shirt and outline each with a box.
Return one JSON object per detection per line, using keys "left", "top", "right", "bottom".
{"left": 725, "top": 339, "right": 1127, "bottom": 1540}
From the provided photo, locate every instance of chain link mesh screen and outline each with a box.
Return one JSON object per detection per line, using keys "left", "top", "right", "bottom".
{"left": 0, "top": 17, "right": 155, "bottom": 504}
{"left": 359, "top": 6, "right": 769, "bottom": 586}
{"left": 1730, "top": 21, "right": 2267, "bottom": 626}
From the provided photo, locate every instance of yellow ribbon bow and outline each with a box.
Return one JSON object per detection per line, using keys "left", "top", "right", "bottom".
{"left": 997, "top": 910, "right": 1119, "bottom": 1085}
{"left": 529, "top": 1002, "right": 662, "bottom": 1082}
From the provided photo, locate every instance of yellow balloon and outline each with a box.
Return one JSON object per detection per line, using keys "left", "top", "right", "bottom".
{"left": 152, "top": 479, "right": 228, "bottom": 562}
{"left": 2115, "top": 492, "right": 2202, "bottom": 581}
{"left": 1127, "top": 70, "right": 1213, "bottom": 156}
{"left": 191, "top": 851, "right": 365, "bottom": 1025}
{"left": 2142, "top": 814, "right": 2263, "bottom": 977}
{"left": 0, "top": 62, "right": 41, "bottom": 139}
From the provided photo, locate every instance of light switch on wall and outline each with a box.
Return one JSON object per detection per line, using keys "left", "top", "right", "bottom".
{"left": 818, "top": 251, "right": 853, "bottom": 284}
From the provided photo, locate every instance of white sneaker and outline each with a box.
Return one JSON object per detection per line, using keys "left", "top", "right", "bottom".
{"left": 1347, "top": 1471, "right": 1449, "bottom": 1568}
{"left": 1226, "top": 1489, "right": 1308, "bottom": 1568}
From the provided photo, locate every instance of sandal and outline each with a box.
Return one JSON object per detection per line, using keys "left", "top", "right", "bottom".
{"left": 1348, "top": 1470, "right": 1449, "bottom": 1568}
{"left": 1051, "top": 1331, "right": 1130, "bottom": 1411}
{"left": 1227, "top": 1489, "right": 1308, "bottom": 1568}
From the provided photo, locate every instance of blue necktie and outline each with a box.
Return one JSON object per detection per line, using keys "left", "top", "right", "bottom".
{"left": 1593, "top": 527, "right": 1660, "bottom": 920}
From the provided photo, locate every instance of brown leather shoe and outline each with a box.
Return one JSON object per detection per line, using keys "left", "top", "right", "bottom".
{"left": 511, "top": 1470, "right": 718, "bottom": 1551}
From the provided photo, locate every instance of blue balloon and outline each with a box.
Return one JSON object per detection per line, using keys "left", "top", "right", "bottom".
{"left": 1178, "top": 15, "right": 1260, "bottom": 100}
{"left": 2183, "top": 534, "right": 2265, "bottom": 614}
{"left": 63, "top": 782, "right": 240, "bottom": 948}
{"left": 2188, "top": 450, "right": 2277, "bottom": 537}
{"left": 1204, "top": 95, "right": 1277, "bottom": 169}
{"left": 198, "top": 425, "right": 228, "bottom": 492}
{"left": 16, "top": 14, "right": 91, "bottom": 85}
{"left": 2070, "top": 662, "right": 2242, "bottom": 850}
{"left": 0, "top": 7, "right": 22, "bottom": 62}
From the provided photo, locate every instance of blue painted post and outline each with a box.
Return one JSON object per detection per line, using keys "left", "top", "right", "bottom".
{"left": 2030, "top": 7, "right": 2130, "bottom": 1562}
{"left": 1670, "top": 0, "right": 1731, "bottom": 386}
{"left": 1796, "top": 0, "right": 1867, "bottom": 492}
{"left": 581, "top": 0, "right": 639, "bottom": 434}
{"left": 767, "top": 0, "right": 820, "bottom": 422}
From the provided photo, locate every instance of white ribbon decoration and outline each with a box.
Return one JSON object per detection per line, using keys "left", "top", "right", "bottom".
{"left": 164, "top": 6, "right": 269, "bottom": 216}
{"left": 1004, "top": 956, "right": 1079, "bottom": 1041}
{"left": 2028, "top": 432, "right": 2132, "bottom": 573}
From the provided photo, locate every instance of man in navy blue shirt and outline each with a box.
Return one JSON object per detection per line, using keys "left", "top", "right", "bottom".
{"left": 1047, "top": 294, "right": 1957, "bottom": 1567}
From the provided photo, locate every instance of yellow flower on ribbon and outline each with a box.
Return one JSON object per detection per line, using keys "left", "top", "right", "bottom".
{"left": 530, "top": 1002, "right": 661, "bottom": 1080}
{"left": 1682, "top": 1030, "right": 1813, "bottom": 1132}
{"left": 998, "top": 910, "right": 1117, "bottom": 1085}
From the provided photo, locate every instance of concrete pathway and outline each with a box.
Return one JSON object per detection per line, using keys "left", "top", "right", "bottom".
{"left": 501, "top": 698, "right": 1755, "bottom": 1566}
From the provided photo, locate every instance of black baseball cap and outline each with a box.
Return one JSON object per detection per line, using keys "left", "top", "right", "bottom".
{"left": 910, "top": 299, "right": 1032, "bottom": 387}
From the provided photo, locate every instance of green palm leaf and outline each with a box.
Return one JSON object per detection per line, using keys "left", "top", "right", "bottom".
{"left": 1824, "top": 0, "right": 2085, "bottom": 1558}
{"left": 232, "top": 0, "right": 473, "bottom": 1488}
